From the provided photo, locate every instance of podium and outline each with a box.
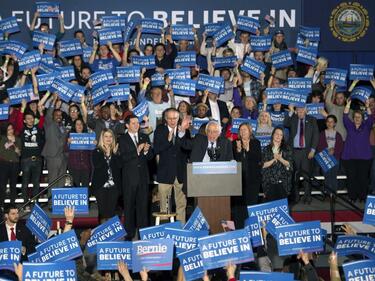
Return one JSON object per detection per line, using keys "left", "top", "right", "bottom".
{"left": 187, "top": 161, "right": 242, "bottom": 233}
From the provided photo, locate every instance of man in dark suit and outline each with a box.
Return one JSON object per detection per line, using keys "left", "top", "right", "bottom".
{"left": 202, "top": 90, "right": 230, "bottom": 126}
{"left": 153, "top": 108, "right": 189, "bottom": 223}
{"left": 119, "top": 115, "right": 153, "bottom": 240}
{"left": 181, "top": 120, "right": 233, "bottom": 162}
{"left": 0, "top": 204, "right": 36, "bottom": 261}
{"left": 284, "top": 105, "right": 319, "bottom": 204}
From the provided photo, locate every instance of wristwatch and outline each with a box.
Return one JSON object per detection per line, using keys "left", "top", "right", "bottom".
{"left": 65, "top": 221, "right": 73, "bottom": 225}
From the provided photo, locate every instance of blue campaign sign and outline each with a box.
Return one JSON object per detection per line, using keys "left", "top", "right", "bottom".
{"left": 172, "top": 24, "right": 195, "bottom": 41}
{"left": 192, "top": 161, "right": 238, "bottom": 175}
{"left": 28, "top": 251, "right": 42, "bottom": 263}
{"left": 164, "top": 228, "right": 208, "bottom": 255}
{"left": 57, "top": 66, "right": 76, "bottom": 81}
{"left": 271, "top": 88, "right": 306, "bottom": 107}
{"left": 86, "top": 216, "right": 127, "bottom": 254}
{"left": 288, "top": 77, "right": 312, "bottom": 93}
{"left": 139, "top": 221, "right": 182, "bottom": 240}
{"left": 36, "top": 1, "right": 60, "bottom": 18}
{"left": 306, "top": 103, "right": 325, "bottom": 120}
{"left": 41, "top": 54, "right": 55, "bottom": 65}
{"left": 0, "top": 17, "right": 20, "bottom": 34}
{"left": 98, "top": 27, "right": 123, "bottom": 45}
{"left": 26, "top": 203, "right": 51, "bottom": 242}
{"left": 36, "top": 230, "right": 82, "bottom": 262}
{"left": 349, "top": 64, "right": 374, "bottom": 81}
{"left": 237, "top": 15, "right": 260, "bottom": 34}
{"left": 23, "top": 261, "right": 77, "bottom": 281}
{"left": 363, "top": 195, "right": 375, "bottom": 226}
{"left": 50, "top": 78, "right": 75, "bottom": 102}
{"left": 240, "top": 271, "right": 294, "bottom": 281}
{"left": 39, "top": 62, "right": 57, "bottom": 74}
{"left": 97, "top": 241, "right": 132, "bottom": 270}
{"left": 270, "top": 111, "right": 286, "bottom": 126}
{"left": 52, "top": 187, "right": 89, "bottom": 215}
{"left": 132, "top": 99, "right": 150, "bottom": 122}
{"left": 191, "top": 118, "right": 209, "bottom": 136}
{"left": 256, "top": 135, "right": 272, "bottom": 148}
{"left": 296, "top": 46, "right": 317, "bottom": 66}
{"left": 123, "top": 20, "right": 136, "bottom": 42}
{"left": 132, "top": 239, "right": 174, "bottom": 272}
{"left": 271, "top": 50, "right": 293, "bottom": 69}
{"left": 83, "top": 46, "right": 93, "bottom": 63}
{"left": 250, "top": 35, "right": 272, "bottom": 51}
{"left": 299, "top": 26, "right": 320, "bottom": 42}
{"left": 247, "top": 198, "right": 289, "bottom": 224}
{"left": 36, "top": 72, "right": 59, "bottom": 92}
{"left": 109, "top": 84, "right": 130, "bottom": 102}
{"left": 198, "top": 229, "right": 254, "bottom": 270}
{"left": 132, "top": 55, "right": 156, "bottom": 69}
{"left": 58, "top": 39, "right": 83, "bottom": 58}
{"left": 175, "top": 51, "right": 196, "bottom": 67}
{"left": 8, "top": 84, "right": 34, "bottom": 105}
{"left": 19, "top": 50, "right": 42, "bottom": 71}
{"left": 0, "top": 241, "right": 22, "bottom": 271}
{"left": 350, "top": 86, "right": 372, "bottom": 103}
{"left": 177, "top": 248, "right": 205, "bottom": 281}
{"left": 165, "top": 68, "right": 191, "bottom": 80}
{"left": 265, "top": 207, "right": 295, "bottom": 238}
{"left": 116, "top": 66, "right": 141, "bottom": 83}
{"left": 151, "top": 72, "right": 165, "bottom": 86}
{"left": 196, "top": 74, "right": 224, "bottom": 95}
{"left": 276, "top": 221, "right": 323, "bottom": 256}
{"left": 334, "top": 235, "right": 375, "bottom": 259}
{"left": 204, "top": 23, "right": 222, "bottom": 37}
{"left": 32, "top": 31, "right": 56, "bottom": 51}
{"left": 184, "top": 207, "right": 210, "bottom": 231}
{"left": 70, "top": 84, "right": 86, "bottom": 103}
{"left": 140, "top": 18, "right": 164, "bottom": 34}
{"left": 3, "top": 40, "right": 28, "bottom": 59}
{"left": 171, "top": 79, "right": 196, "bottom": 96}
{"left": 231, "top": 118, "right": 257, "bottom": 134}
{"left": 244, "top": 216, "right": 264, "bottom": 247}
{"left": 241, "top": 56, "right": 266, "bottom": 79}
{"left": 102, "top": 16, "right": 127, "bottom": 28}
{"left": 90, "top": 69, "right": 116, "bottom": 89}
{"left": 296, "top": 32, "right": 319, "bottom": 49}
{"left": 343, "top": 260, "right": 375, "bottom": 281}
{"left": 213, "top": 23, "right": 234, "bottom": 47}
{"left": 213, "top": 56, "right": 237, "bottom": 69}
{"left": 323, "top": 68, "right": 348, "bottom": 87}
{"left": 0, "top": 104, "right": 10, "bottom": 120}
{"left": 69, "top": 133, "right": 96, "bottom": 150}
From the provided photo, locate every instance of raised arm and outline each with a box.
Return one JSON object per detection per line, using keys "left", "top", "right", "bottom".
{"left": 107, "top": 41, "right": 121, "bottom": 62}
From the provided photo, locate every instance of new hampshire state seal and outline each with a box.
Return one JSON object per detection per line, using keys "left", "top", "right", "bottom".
{"left": 329, "top": 2, "right": 369, "bottom": 42}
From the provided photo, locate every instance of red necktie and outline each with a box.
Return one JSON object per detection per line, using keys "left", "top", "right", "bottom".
{"left": 10, "top": 227, "right": 16, "bottom": 241}
{"left": 299, "top": 119, "right": 304, "bottom": 148}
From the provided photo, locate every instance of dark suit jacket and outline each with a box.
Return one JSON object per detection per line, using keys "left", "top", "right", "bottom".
{"left": 182, "top": 134, "right": 234, "bottom": 162}
{"left": 91, "top": 148, "right": 122, "bottom": 191}
{"left": 153, "top": 124, "right": 190, "bottom": 184}
{"left": 119, "top": 132, "right": 153, "bottom": 187}
{"left": 283, "top": 113, "right": 319, "bottom": 150}
{"left": 205, "top": 99, "right": 230, "bottom": 123}
{"left": 0, "top": 222, "right": 36, "bottom": 259}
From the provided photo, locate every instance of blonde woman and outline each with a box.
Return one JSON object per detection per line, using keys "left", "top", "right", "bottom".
{"left": 306, "top": 57, "right": 328, "bottom": 84}
{"left": 256, "top": 111, "right": 274, "bottom": 136}
{"left": 92, "top": 128, "right": 121, "bottom": 223}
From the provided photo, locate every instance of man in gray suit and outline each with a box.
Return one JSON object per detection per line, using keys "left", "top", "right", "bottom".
{"left": 284, "top": 104, "right": 319, "bottom": 204}
{"left": 42, "top": 97, "right": 68, "bottom": 189}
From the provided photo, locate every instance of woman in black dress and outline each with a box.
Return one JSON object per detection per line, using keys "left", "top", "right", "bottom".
{"left": 92, "top": 128, "right": 121, "bottom": 223}
{"left": 262, "top": 127, "right": 293, "bottom": 201}
{"left": 233, "top": 123, "right": 262, "bottom": 228}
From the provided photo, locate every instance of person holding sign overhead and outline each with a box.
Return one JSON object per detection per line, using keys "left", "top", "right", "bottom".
{"left": 92, "top": 128, "right": 121, "bottom": 223}
{"left": 119, "top": 114, "right": 153, "bottom": 240}
{"left": 342, "top": 99, "right": 373, "bottom": 202}
{"left": 233, "top": 123, "right": 262, "bottom": 228}
{"left": 284, "top": 104, "right": 319, "bottom": 204}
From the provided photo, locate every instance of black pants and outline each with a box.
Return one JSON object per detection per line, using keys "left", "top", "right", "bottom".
{"left": 265, "top": 183, "right": 288, "bottom": 202}
{"left": 343, "top": 159, "right": 372, "bottom": 200}
{"left": 21, "top": 158, "right": 42, "bottom": 200}
{"left": 69, "top": 167, "right": 90, "bottom": 187}
{"left": 0, "top": 161, "right": 19, "bottom": 206}
{"left": 293, "top": 148, "right": 313, "bottom": 199}
{"left": 95, "top": 187, "right": 119, "bottom": 220}
{"left": 123, "top": 183, "right": 148, "bottom": 239}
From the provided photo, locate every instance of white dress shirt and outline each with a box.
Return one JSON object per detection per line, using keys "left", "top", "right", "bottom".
{"left": 5, "top": 223, "right": 17, "bottom": 241}
{"left": 209, "top": 99, "right": 221, "bottom": 125}
{"left": 203, "top": 141, "right": 217, "bottom": 162}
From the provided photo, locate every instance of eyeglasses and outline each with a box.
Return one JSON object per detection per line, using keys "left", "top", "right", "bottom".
{"left": 70, "top": 110, "right": 78, "bottom": 113}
